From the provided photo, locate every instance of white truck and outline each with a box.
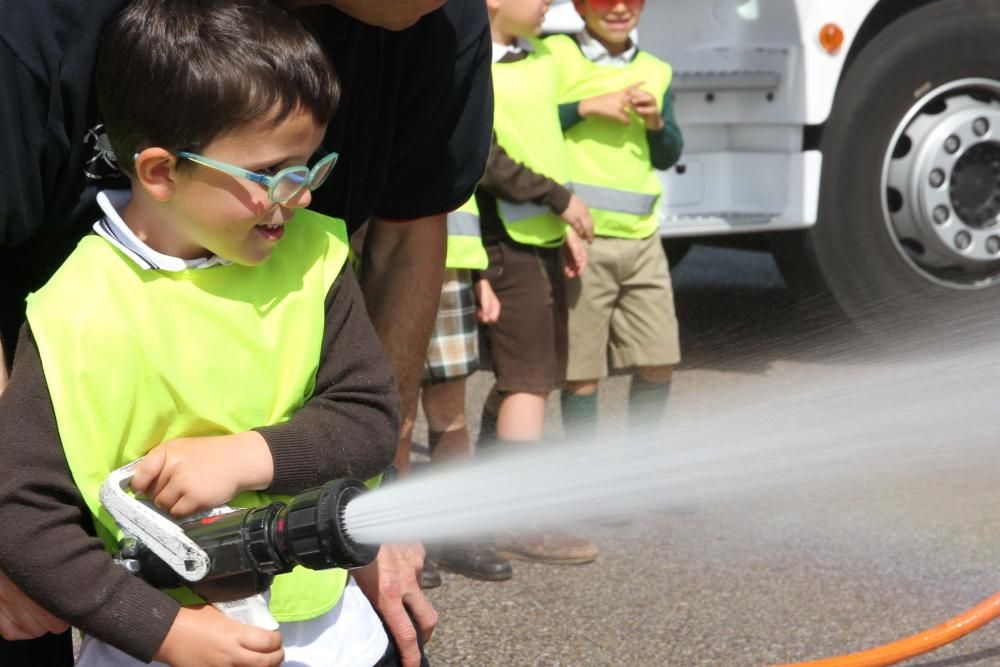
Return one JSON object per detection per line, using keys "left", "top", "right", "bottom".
{"left": 546, "top": 0, "right": 1000, "bottom": 326}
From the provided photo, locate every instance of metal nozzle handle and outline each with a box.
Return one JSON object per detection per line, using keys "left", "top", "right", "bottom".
{"left": 99, "top": 459, "right": 211, "bottom": 582}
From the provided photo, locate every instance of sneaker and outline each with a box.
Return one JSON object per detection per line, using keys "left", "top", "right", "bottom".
{"left": 430, "top": 544, "right": 512, "bottom": 581}
{"left": 495, "top": 528, "right": 598, "bottom": 564}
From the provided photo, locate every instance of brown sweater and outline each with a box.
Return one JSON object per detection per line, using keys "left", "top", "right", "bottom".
{"left": 0, "top": 266, "right": 399, "bottom": 662}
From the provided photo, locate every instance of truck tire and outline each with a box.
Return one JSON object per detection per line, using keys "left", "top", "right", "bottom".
{"left": 773, "top": 0, "right": 1000, "bottom": 330}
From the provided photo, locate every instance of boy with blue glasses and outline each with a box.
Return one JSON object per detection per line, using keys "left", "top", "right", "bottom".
{"left": 0, "top": 1, "right": 407, "bottom": 665}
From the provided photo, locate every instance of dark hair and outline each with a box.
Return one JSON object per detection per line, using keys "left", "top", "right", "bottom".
{"left": 96, "top": 0, "right": 340, "bottom": 174}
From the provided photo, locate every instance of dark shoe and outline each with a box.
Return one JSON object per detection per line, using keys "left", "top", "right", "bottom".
{"left": 420, "top": 559, "right": 442, "bottom": 589}
{"left": 495, "top": 528, "right": 598, "bottom": 564}
{"left": 432, "top": 544, "right": 512, "bottom": 581}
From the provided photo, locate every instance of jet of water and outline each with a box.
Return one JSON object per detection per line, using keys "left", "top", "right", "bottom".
{"left": 344, "top": 312, "right": 1000, "bottom": 546}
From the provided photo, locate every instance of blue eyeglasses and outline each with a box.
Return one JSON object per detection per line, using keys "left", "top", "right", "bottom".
{"left": 175, "top": 150, "right": 339, "bottom": 204}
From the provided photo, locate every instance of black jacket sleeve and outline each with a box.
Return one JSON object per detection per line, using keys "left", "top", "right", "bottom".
{"left": 257, "top": 266, "right": 400, "bottom": 494}
{"left": 375, "top": 0, "right": 493, "bottom": 219}
{"left": 0, "top": 327, "right": 180, "bottom": 663}
{"left": 0, "top": 39, "right": 47, "bottom": 249}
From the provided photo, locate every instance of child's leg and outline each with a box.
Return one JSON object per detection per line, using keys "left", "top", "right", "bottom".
{"left": 478, "top": 239, "right": 597, "bottom": 564}
{"left": 478, "top": 239, "right": 567, "bottom": 448}
{"left": 422, "top": 378, "right": 471, "bottom": 463}
{"left": 562, "top": 380, "right": 600, "bottom": 441}
{"left": 630, "top": 365, "right": 673, "bottom": 430}
{"left": 496, "top": 391, "right": 547, "bottom": 442}
{"left": 563, "top": 237, "right": 618, "bottom": 440}
{"left": 607, "top": 235, "right": 680, "bottom": 433}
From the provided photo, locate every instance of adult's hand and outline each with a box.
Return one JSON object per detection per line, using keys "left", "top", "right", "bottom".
{"left": 360, "top": 215, "right": 447, "bottom": 439}
{"left": 560, "top": 194, "right": 595, "bottom": 243}
{"left": 353, "top": 544, "right": 438, "bottom": 667}
{"left": 0, "top": 571, "right": 69, "bottom": 640}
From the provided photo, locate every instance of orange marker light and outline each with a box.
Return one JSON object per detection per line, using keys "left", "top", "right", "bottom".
{"left": 819, "top": 23, "right": 845, "bottom": 55}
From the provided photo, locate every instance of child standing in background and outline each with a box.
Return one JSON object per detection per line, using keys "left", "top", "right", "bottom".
{"left": 548, "top": 0, "right": 684, "bottom": 439}
{"left": 475, "top": 0, "right": 599, "bottom": 566}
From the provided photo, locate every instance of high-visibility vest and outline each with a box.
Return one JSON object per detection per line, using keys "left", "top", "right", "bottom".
{"left": 446, "top": 197, "right": 488, "bottom": 270}
{"left": 26, "top": 210, "right": 364, "bottom": 623}
{"left": 547, "top": 34, "right": 672, "bottom": 239}
{"left": 492, "top": 38, "right": 569, "bottom": 248}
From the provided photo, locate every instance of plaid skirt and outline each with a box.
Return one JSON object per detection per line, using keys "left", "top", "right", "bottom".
{"left": 423, "top": 269, "right": 480, "bottom": 383}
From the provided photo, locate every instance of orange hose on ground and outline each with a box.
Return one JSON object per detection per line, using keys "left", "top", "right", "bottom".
{"left": 772, "top": 589, "right": 1000, "bottom": 667}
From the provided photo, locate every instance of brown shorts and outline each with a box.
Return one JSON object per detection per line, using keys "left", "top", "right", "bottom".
{"left": 480, "top": 239, "right": 567, "bottom": 394}
{"left": 566, "top": 234, "right": 680, "bottom": 381}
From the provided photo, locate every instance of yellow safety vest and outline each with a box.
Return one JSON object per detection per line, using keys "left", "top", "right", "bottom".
{"left": 492, "top": 38, "right": 569, "bottom": 247}
{"left": 446, "top": 197, "right": 488, "bottom": 270}
{"left": 547, "top": 34, "right": 671, "bottom": 239}
{"left": 26, "top": 210, "right": 360, "bottom": 623}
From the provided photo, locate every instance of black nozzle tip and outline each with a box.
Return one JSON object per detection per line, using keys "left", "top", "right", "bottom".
{"left": 284, "top": 478, "right": 379, "bottom": 571}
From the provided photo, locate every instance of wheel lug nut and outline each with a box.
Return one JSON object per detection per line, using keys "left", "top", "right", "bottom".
{"left": 945, "top": 135, "right": 961, "bottom": 153}
{"left": 974, "top": 117, "right": 990, "bottom": 137}
{"left": 933, "top": 206, "right": 950, "bottom": 224}
{"left": 987, "top": 236, "right": 1000, "bottom": 254}
{"left": 930, "top": 169, "right": 946, "bottom": 187}
{"left": 955, "top": 231, "right": 973, "bottom": 250}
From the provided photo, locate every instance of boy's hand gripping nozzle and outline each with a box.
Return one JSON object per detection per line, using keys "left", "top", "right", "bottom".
{"left": 100, "top": 460, "right": 378, "bottom": 630}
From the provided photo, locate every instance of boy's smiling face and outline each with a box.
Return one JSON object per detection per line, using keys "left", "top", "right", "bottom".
{"left": 573, "top": 0, "right": 642, "bottom": 49}
{"left": 132, "top": 107, "right": 327, "bottom": 266}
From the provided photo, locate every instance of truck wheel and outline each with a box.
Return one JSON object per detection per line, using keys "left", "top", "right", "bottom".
{"left": 774, "top": 0, "right": 1000, "bottom": 330}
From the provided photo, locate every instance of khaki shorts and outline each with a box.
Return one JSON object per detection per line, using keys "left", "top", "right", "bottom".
{"left": 566, "top": 234, "right": 680, "bottom": 381}
{"left": 480, "top": 239, "right": 567, "bottom": 395}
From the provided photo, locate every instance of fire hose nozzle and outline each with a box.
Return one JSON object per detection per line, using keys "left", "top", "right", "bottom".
{"left": 103, "top": 469, "right": 379, "bottom": 604}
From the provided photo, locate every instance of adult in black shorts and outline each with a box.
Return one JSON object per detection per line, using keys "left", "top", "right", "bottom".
{"left": 0, "top": 1, "right": 492, "bottom": 665}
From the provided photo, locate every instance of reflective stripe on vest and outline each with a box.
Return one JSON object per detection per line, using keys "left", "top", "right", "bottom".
{"left": 570, "top": 183, "right": 659, "bottom": 217}
{"left": 448, "top": 210, "right": 481, "bottom": 237}
{"left": 547, "top": 34, "right": 672, "bottom": 239}
{"left": 26, "top": 210, "right": 360, "bottom": 623}
{"left": 492, "top": 39, "right": 568, "bottom": 247}
{"left": 446, "top": 198, "right": 489, "bottom": 270}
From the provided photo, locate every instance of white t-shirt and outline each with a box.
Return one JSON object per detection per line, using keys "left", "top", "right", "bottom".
{"left": 76, "top": 578, "right": 388, "bottom": 667}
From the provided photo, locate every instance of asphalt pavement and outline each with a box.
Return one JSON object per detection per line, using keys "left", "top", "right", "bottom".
{"left": 419, "top": 245, "right": 1000, "bottom": 667}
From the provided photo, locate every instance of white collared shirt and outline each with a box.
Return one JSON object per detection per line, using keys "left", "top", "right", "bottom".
{"left": 92, "top": 190, "right": 231, "bottom": 271}
{"left": 492, "top": 37, "right": 535, "bottom": 63}
{"left": 576, "top": 29, "right": 638, "bottom": 67}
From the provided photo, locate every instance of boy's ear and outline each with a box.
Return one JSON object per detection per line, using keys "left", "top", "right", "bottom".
{"left": 132, "top": 148, "right": 178, "bottom": 202}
